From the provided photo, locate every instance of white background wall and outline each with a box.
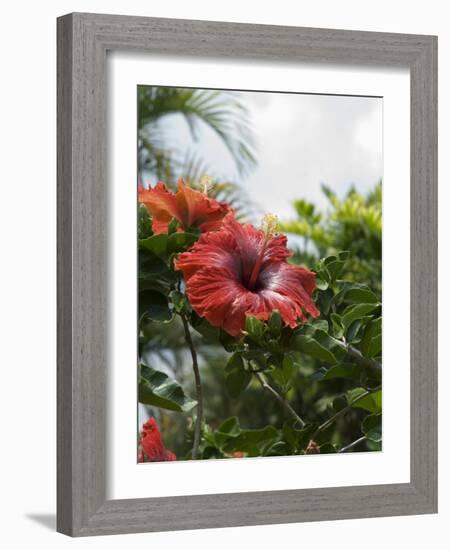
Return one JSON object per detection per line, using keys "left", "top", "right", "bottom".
{"left": 0, "top": 1, "right": 445, "bottom": 547}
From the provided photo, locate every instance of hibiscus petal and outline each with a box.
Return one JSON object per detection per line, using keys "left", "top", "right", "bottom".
{"left": 246, "top": 291, "right": 298, "bottom": 327}
{"left": 262, "top": 233, "right": 292, "bottom": 265}
{"left": 176, "top": 178, "right": 230, "bottom": 230}
{"left": 185, "top": 267, "right": 256, "bottom": 336}
{"left": 221, "top": 215, "right": 265, "bottom": 282}
{"left": 151, "top": 219, "right": 170, "bottom": 234}
{"left": 197, "top": 214, "right": 231, "bottom": 233}
{"left": 139, "top": 182, "right": 181, "bottom": 234}
{"left": 259, "top": 263, "right": 320, "bottom": 320}
{"left": 177, "top": 214, "right": 320, "bottom": 336}
{"left": 139, "top": 417, "right": 176, "bottom": 462}
{"left": 163, "top": 450, "right": 177, "bottom": 461}
{"left": 175, "top": 229, "right": 240, "bottom": 281}
{"left": 220, "top": 215, "right": 292, "bottom": 283}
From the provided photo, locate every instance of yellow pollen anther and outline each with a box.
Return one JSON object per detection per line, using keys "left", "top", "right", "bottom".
{"left": 261, "top": 213, "right": 279, "bottom": 237}
{"left": 200, "top": 175, "right": 214, "bottom": 195}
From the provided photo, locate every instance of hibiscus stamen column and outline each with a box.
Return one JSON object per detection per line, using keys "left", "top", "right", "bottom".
{"left": 247, "top": 213, "right": 279, "bottom": 290}
{"left": 180, "top": 313, "right": 203, "bottom": 460}
{"left": 200, "top": 174, "right": 214, "bottom": 195}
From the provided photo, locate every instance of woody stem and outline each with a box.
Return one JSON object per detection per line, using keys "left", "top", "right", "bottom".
{"left": 181, "top": 314, "right": 203, "bottom": 460}
{"left": 338, "top": 435, "right": 367, "bottom": 453}
{"left": 253, "top": 371, "right": 306, "bottom": 428}
{"left": 312, "top": 386, "right": 381, "bottom": 439}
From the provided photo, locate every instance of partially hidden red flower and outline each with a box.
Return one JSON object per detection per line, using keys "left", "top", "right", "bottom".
{"left": 175, "top": 214, "right": 320, "bottom": 337}
{"left": 305, "top": 440, "right": 320, "bottom": 454}
{"left": 231, "top": 451, "right": 245, "bottom": 458}
{"left": 138, "top": 177, "right": 231, "bottom": 234}
{"left": 138, "top": 417, "right": 176, "bottom": 463}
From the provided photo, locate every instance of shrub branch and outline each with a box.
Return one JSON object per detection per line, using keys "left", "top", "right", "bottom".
{"left": 253, "top": 371, "right": 305, "bottom": 428}
{"left": 181, "top": 313, "right": 203, "bottom": 460}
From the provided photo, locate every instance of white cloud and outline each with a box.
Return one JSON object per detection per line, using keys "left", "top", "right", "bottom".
{"left": 244, "top": 92, "right": 382, "bottom": 218}
{"left": 144, "top": 89, "right": 382, "bottom": 221}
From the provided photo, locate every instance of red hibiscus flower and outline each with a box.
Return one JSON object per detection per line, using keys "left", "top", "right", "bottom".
{"left": 138, "top": 417, "right": 176, "bottom": 462}
{"left": 175, "top": 214, "right": 320, "bottom": 336}
{"left": 138, "top": 177, "right": 231, "bottom": 234}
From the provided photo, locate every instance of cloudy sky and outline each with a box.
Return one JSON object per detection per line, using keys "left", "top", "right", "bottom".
{"left": 144, "top": 89, "right": 382, "bottom": 220}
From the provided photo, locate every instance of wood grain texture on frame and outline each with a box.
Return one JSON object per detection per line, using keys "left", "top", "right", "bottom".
{"left": 57, "top": 12, "right": 438, "bottom": 536}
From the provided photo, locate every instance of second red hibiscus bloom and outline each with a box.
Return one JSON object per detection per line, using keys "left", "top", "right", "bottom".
{"left": 138, "top": 177, "right": 231, "bottom": 234}
{"left": 138, "top": 417, "right": 176, "bottom": 462}
{"left": 176, "top": 214, "right": 320, "bottom": 336}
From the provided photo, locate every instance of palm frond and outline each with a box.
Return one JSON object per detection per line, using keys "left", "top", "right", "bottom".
{"left": 138, "top": 86, "right": 257, "bottom": 178}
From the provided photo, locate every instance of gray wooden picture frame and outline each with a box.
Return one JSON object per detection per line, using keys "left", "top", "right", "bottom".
{"left": 57, "top": 12, "right": 438, "bottom": 537}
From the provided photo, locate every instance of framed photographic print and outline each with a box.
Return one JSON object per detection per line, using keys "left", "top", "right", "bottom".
{"left": 57, "top": 13, "right": 438, "bottom": 536}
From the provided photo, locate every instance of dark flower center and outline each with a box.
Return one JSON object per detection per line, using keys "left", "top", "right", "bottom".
{"left": 240, "top": 243, "right": 268, "bottom": 292}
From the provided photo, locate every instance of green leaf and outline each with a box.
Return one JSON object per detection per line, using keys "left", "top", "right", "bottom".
{"left": 324, "top": 258, "right": 345, "bottom": 281}
{"left": 282, "top": 420, "right": 318, "bottom": 452}
{"left": 268, "top": 310, "right": 282, "bottom": 336}
{"left": 355, "top": 390, "right": 382, "bottom": 413}
{"left": 225, "top": 354, "right": 251, "bottom": 397}
{"left": 167, "top": 232, "right": 198, "bottom": 254}
{"left": 293, "top": 199, "right": 316, "bottom": 220}
{"left": 315, "top": 277, "right": 329, "bottom": 290}
{"left": 361, "top": 317, "right": 382, "bottom": 358}
{"left": 291, "top": 334, "right": 337, "bottom": 364}
{"left": 139, "top": 234, "right": 168, "bottom": 257}
{"left": 139, "top": 250, "right": 177, "bottom": 293}
{"left": 307, "top": 328, "right": 346, "bottom": 361}
{"left": 366, "top": 439, "right": 382, "bottom": 452}
{"left": 190, "top": 312, "right": 221, "bottom": 342}
{"left": 343, "top": 286, "right": 378, "bottom": 304}
{"left": 167, "top": 217, "right": 179, "bottom": 235}
{"left": 138, "top": 364, "right": 197, "bottom": 412}
{"left": 214, "top": 416, "right": 241, "bottom": 447}
{"left": 225, "top": 353, "right": 245, "bottom": 373}
{"left": 226, "top": 369, "right": 251, "bottom": 398}
{"left": 139, "top": 290, "right": 173, "bottom": 322}
{"left": 245, "top": 315, "right": 265, "bottom": 339}
{"left": 309, "top": 319, "right": 329, "bottom": 332}
{"left": 316, "top": 288, "right": 334, "bottom": 316}
{"left": 319, "top": 443, "right": 337, "bottom": 454}
{"left": 333, "top": 396, "right": 347, "bottom": 412}
{"left": 265, "top": 441, "right": 290, "bottom": 456}
{"left": 346, "top": 388, "right": 382, "bottom": 413}
{"left": 169, "top": 290, "right": 189, "bottom": 314}
{"left": 341, "top": 303, "right": 380, "bottom": 330}
{"left": 337, "top": 251, "right": 350, "bottom": 261}
{"left": 218, "top": 416, "right": 241, "bottom": 437}
{"left": 202, "top": 446, "right": 224, "bottom": 459}
{"left": 320, "top": 252, "right": 348, "bottom": 283}
{"left": 362, "top": 413, "right": 382, "bottom": 442}
{"left": 346, "top": 317, "right": 372, "bottom": 343}
{"left": 314, "top": 423, "right": 335, "bottom": 445}
{"left": 138, "top": 204, "right": 153, "bottom": 239}
{"left": 223, "top": 426, "right": 279, "bottom": 457}
{"left": 359, "top": 364, "right": 382, "bottom": 388}
{"left": 311, "top": 362, "right": 360, "bottom": 381}
{"left": 323, "top": 255, "right": 337, "bottom": 265}
{"left": 330, "top": 313, "right": 344, "bottom": 339}
{"left": 291, "top": 321, "right": 346, "bottom": 365}
{"left": 269, "top": 355, "right": 296, "bottom": 389}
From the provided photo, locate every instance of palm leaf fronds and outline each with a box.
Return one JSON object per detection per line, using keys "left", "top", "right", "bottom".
{"left": 138, "top": 86, "right": 257, "bottom": 178}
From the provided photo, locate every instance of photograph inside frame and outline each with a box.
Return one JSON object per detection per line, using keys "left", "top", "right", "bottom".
{"left": 136, "top": 85, "right": 382, "bottom": 463}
